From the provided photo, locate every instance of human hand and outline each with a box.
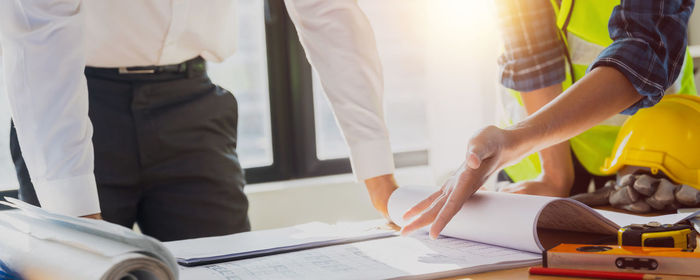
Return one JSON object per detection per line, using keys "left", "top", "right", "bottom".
{"left": 400, "top": 126, "right": 516, "bottom": 238}
{"left": 80, "top": 213, "right": 103, "bottom": 220}
{"left": 365, "top": 174, "right": 399, "bottom": 219}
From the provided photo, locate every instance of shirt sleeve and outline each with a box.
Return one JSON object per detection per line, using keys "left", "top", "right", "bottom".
{"left": 495, "top": 0, "right": 566, "bottom": 92}
{"left": 590, "top": 0, "right": 695, "bottom": 115}
{"left": 283, "top": 0, "right": 395, "bottom": 181}
{"left": 0, "top": 0, "right": 100, "bottom": 216}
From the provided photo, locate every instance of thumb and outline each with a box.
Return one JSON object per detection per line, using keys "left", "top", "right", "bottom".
{"left": 466, "top": 148, "right": 483, "bottom": 169}
{"left": 466, "top": 139, "right": 492, "bottom": 169}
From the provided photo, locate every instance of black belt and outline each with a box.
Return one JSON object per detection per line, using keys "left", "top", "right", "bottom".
{"left": 86, "top": 56, "right": 206, "bottom": 78}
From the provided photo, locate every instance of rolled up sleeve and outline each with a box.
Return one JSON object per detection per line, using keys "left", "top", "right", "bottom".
{"left": 496, "top": 0, "right": 566, "bottom": 92}
{"left": 589, "top": 0, "right": 695, "bottom": 115}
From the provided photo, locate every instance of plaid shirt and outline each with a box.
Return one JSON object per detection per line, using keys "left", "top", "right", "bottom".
{"left": 496, "top": 0, "right": 695, "bottom": 115}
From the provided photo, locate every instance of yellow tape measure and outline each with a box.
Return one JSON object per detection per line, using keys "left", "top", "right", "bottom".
{"left": 618, "top": 222, "right": 696, "bottom": 250}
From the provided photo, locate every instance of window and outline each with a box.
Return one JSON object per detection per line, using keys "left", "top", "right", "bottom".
{"left": 246, "top": 0, "right": 429, "bottom": 182}
{"left": 208, "top": 0, "right": 273, "bottom": 169}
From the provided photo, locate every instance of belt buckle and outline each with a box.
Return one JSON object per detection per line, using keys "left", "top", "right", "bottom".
{"left": 118, "top": 67, "right": 155, "bottom": 74}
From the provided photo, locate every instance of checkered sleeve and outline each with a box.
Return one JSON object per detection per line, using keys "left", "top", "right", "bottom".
{"left": 496, "top": 0, "right": 566, "bottom": 92}
{"left": 590, "top": 0, "right": 695, "bottom": 115}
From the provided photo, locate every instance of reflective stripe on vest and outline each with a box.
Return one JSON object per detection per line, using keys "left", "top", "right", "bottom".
{"left": 502, "top": 0, "right": 698, "bottom": 182}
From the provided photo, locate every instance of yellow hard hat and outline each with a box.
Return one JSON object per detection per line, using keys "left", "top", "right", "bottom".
{"left": 601, "top": 94, "right": 700, "bottom": 189}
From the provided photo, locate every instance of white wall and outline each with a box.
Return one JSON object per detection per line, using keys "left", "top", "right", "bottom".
{"left": 424, "top": 1, "right": 502, "bottom": 183}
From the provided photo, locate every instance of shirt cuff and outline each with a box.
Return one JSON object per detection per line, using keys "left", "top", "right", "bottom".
{"left": 32, "top": 174, "right": 101, "bottom": 217}
{"left": 348, "top": 139, "right": 395, "bottom": 181}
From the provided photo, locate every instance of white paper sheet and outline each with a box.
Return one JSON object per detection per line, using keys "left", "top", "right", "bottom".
{"left": 388, "top": 186, "right": 700, "bottom": 254}
{"left": 388, "top": 186, "right": 559, "bottom": 253}
{"left": 179, "top": 233, "right": 540, "bottom": 280}
{"left": 165, "top": 220, "right": 395, "bottom": 265}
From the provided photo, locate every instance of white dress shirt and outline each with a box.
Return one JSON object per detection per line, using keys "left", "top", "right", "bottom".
{"left": 0, "top": 0, "right": 394, "bottom": 216}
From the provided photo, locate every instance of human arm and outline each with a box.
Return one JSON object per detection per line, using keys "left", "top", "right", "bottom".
{"left": 0, "top": 0, "right": 100, "bottom": 217}
{"left": 495, "top": 0, "right": 573, "bottom": 196}
{"left": 401, "top": 0, "right": 693, "bottom": 238}
{"left": 499, "top": 83, "right": 575, "bottom": 196}
{"left": 283, "top": 0, "right": 397, "bottom": 216}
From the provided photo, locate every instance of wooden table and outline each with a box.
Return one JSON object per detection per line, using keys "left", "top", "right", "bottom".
{"left": 459, "top": 267, "right": 700, "bottom": 279}
{"left": 458, "top": 267, "right": 553, "bottom": 279}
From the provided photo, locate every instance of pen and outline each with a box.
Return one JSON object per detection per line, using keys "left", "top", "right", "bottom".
{"left": 529, "top": 267, "right": 663, "bottom": 280}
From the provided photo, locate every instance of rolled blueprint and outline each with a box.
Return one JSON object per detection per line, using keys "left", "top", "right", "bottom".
{"left": 0, "top": 198, "right": 176, "bottom": 280}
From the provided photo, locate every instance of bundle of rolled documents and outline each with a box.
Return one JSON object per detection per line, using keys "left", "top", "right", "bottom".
{"left": 0, "top": 198, "right": 177, "bottom": 280}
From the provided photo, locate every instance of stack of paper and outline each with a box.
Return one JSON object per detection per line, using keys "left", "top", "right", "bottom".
{"left": 166, "top": 220, "right": 396, "bottom": 266}
{"left": 176, "top": 232, "right": 541, "bottom": 280}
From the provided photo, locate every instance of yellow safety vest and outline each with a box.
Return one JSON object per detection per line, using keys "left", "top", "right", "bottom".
{"left": 503, "top": 0, "right": 698, "bottom": 182}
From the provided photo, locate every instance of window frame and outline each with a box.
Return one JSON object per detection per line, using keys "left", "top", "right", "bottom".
{"left": 245, "top": 0, "right": 427, "bottom": 184}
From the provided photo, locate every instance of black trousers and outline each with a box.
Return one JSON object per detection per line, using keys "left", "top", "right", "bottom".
{"left": 498, "top": 150, "right": 616, "bottom": 196}
{"left": 10, "top": 57, "right": 250, "bottom": 241}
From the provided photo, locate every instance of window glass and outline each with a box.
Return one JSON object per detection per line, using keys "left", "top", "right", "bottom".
{"left": 313, "top": 0, "right": 430, "bottom": 160}
{"left": 208, "top": 0, "right": 274, "bottom": 168}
